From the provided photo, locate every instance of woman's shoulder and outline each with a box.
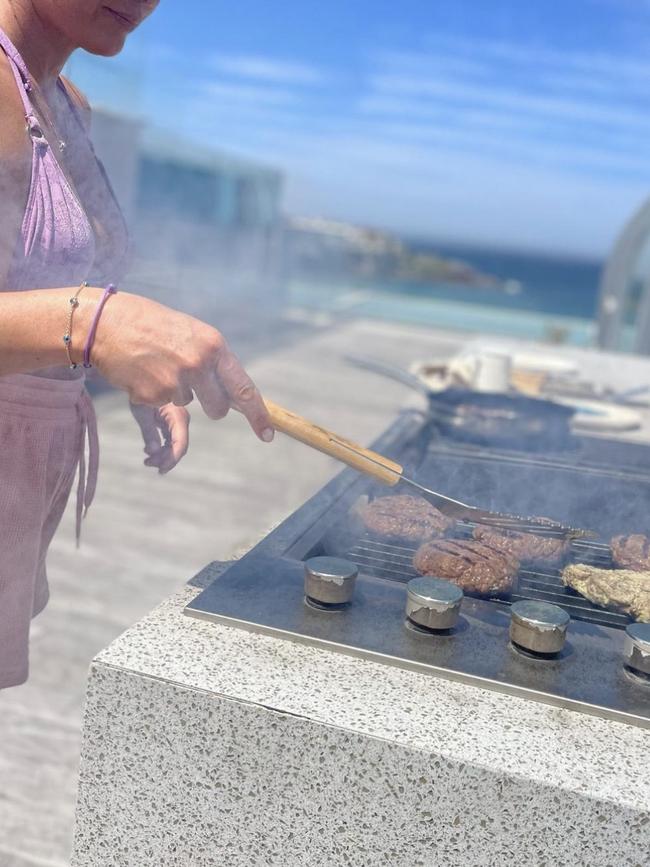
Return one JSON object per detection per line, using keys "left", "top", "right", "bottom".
{"left": 0, "top": 51, "right": 30, "bottom": 162}
{"left": 0, "top": 52, "right": 32, "bottom": 288}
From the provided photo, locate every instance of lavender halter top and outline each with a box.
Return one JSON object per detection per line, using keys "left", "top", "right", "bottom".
{"left": 0, "top": 26, "right": 128, "bottom": 293}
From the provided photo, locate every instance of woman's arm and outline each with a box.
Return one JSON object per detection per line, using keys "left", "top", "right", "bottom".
{"left": 0, "top": 282, "right": 274, "bottom": 441}
{"left": 0, "top": 60, "right": 273, "bottom": 441}
{"left": 0, "top": 62, "right": 101, "bottom": 374}
{"left": 0, "top": 51, "right": 31, "bottom": 291}
{"left": 0, "top": 283, "right": 274, "bottom": 442}
{"left": 0, "top": 56, "right": 88, "bottom": 373}
{"left": 0, "top": 284, "right": 103, "bottom": 374}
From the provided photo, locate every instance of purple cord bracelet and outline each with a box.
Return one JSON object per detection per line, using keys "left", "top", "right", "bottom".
{"left": 83, "top": 283, "right": 118, "bottom": 368}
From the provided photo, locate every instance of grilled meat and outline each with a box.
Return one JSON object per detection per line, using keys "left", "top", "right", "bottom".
{"left": 473, "top": 522, "right": 570, "bottom": 568}
{"left": 611, "top": 534, "right": 650, "bottom": 571}
{"left": 361, "top": 494, "right": 454, "bottom": 544}
{"left": 562, "top": 563, "right": 650, "bottom": 622}
{"left": 413, "top": 538, "right": 519, "bottom": 595}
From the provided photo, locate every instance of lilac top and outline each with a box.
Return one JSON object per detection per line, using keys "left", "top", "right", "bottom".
{"left": 0, "top": 29, "right": 125, "bottom": 546}
{"left": 0, "top": 26, "right": 129, "bottom": 294}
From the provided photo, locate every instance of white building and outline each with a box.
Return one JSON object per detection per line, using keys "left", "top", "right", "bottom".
{"left": 90, "top": 107, "right": 286, "bottom": 314}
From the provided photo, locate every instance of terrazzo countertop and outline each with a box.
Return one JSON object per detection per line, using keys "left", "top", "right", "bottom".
{"left": 70, "top": 332, "right": 650, "bottom": 865}
{"left": 70, "top": 557, "right": 650, "bottom": 867}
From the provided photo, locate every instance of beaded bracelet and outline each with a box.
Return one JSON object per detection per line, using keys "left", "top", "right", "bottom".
{"left": 82, "top": 283, "right": 118, "bottom": 369}
{"left": 63, "top": 281, "right": 89, "bottom": 369}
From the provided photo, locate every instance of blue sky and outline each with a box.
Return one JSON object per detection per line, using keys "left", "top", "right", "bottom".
{"left": 70, "top": 0, "right": 650, "bottom": 256}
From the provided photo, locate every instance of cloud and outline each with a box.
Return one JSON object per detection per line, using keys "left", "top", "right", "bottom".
{"left": 355, "top": 33, "right": 650, "bottom": 188}
{"left": 364, "top": 119, "right": 650, "bottom": 176}
{"left": 422, "top": 33, "right": 650, "bottom": 81}
{"left": 187, "top": 26, "right": 650, "bottom": 256}
{"left": 196, "top": 53, "right": 328, "bottom": 136}
{"left": 360, "top": 95, "right": 650, "bottom": 159}
{"left": 376, "top": 49, "right": 492, "bottom": 79}
{"left": 271, "top": 126, "right": 644, "bottom": 256}
{"left": 202, "top": 80, "right": 299, "bottom": 106}
{"left": 92, "top": 19, "right": 650, "bottom": 255}
{"left": 368, "top": 72, "right": 650, "bottom": 133}
{"left": 536, "top": 70, "right": 650, "bottom": 99}
{"left": 211, "top": 54, "right": 326, "bottom": 85}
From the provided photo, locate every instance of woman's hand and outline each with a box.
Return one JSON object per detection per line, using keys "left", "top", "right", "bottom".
{"left": 130, "top": 402, "right": 190, "bottom": 474}
{"left": 77, "top": 290, "right": 274, "bottom": 443}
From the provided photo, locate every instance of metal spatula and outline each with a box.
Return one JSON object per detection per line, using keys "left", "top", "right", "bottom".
{"left": 265, "top": 400, "right": 592, "bottom": 539}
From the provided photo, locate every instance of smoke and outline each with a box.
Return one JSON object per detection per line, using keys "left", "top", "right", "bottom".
{"left": 410, "top": 439, "right": 650, "bottom": 540}
{"left": 316, "top": 410, "right": 650, "bottom": 574}
{"left": 89, "top": 109, "right": 287, "bottom": 329}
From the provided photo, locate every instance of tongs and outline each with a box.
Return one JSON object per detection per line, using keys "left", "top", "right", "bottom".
{"left": 265, "top": 400, "right": 591, "bottom": 539}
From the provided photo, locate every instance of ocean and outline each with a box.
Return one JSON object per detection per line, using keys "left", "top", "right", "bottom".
{"left": 390, "top": 241, "right": 604, "bottom": 320}
{"left": 290, "top": 241, "right": 606, "bottom": 347}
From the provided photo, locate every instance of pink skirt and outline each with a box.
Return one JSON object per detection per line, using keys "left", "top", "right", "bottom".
{"left": 0, "top": 372, "right": 98, "bottom": 689}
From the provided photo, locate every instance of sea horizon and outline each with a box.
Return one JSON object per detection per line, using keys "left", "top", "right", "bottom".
{"left": 382, "top": 238, "right": 605, "bottom": 321}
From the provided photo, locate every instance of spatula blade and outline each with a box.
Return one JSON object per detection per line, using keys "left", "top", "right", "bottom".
{"left": 398, "top": 476, "right": 594, "bottom": 539}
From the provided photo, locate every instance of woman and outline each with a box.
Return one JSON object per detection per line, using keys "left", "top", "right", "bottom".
{"left": 0, "top": 0, "right": 275, "bottom": 689}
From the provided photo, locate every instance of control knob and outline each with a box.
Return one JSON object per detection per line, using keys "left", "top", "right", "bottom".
{"left": 405, "top": 576, "right": 463, "bottom": 632}
{"left": 624, "top": 623, "right": 650, "bottom": 679}
{"left": 510, "top": 600, "right": 569, "bottom": 655}
{"left": 304, "top": 556, "right": 358, "bottom": 607}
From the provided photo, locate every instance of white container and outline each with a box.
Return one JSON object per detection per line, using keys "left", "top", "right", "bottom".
{"left": 473, "top": 352, "right": 512, "bottom": 393}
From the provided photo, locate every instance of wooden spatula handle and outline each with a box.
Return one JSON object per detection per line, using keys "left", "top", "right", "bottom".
{"left": 265, "top": 399, "right": 403, "bottom": 487}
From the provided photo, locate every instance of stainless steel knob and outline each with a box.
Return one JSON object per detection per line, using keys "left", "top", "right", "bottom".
{"left": 406, "top": 577, "right": 463, "bottom": 631}
{"left": 304, "top": 556, "right": 358, "bottom": 606}
{"left": 510, "top": 600, "right": 569, "bottom": 655}
{"left": 624, "top": 623, "right": 650, "bottom": 677}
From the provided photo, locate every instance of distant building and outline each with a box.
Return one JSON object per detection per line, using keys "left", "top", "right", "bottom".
{"left": 137, "top": 128, "right": 282, "bottom": 230}
{"left": 90, "top": 107, "right": 286, "bottom": 314}
{"left": 90, "top": 107, "right": 142, "bottom": 226}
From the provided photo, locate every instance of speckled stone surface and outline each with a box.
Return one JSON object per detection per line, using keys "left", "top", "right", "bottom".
{"left": 72, "top": 560, "right": 650, "bottom": 866}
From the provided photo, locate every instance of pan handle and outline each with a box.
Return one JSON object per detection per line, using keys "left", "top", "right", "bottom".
{"left": 344, "top": 354, "right": 431, "bottom": 396}
{"left": 265, "top": 399, "right": 403, "bottom": 487}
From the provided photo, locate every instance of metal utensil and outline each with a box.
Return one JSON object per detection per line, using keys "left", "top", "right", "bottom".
{"left": 344, "top": 353, "right": 432, "bottom": 396}
{"left": 345, "top": 353, "right": 576, "bottom": 452}
{"left": 265, "top": 400, "right": 591, "bottom": 539}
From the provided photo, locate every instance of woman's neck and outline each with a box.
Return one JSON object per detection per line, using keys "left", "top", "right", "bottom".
{"left": 0, "top": 1, "right": 74, "bottom": 88}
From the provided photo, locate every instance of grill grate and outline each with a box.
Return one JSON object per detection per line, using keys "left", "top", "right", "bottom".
{"left": 347, "top": 532, "right": 632, "bottom": 630}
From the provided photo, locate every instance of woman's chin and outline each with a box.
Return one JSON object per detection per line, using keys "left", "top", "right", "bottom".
{"left": 81, "top": 34, "right": 128, "bottom": 57}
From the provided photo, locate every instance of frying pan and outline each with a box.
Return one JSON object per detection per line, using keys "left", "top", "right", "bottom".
{"left": 345, "top": 354, "right": 576, "bottom": 451}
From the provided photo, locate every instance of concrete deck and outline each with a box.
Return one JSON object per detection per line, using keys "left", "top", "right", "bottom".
{"left": 0, "top": 316, "right": 463, "bottom": 866}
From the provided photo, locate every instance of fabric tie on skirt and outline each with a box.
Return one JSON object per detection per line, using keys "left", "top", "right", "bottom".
{"left": 0, "top": 371, "right": 98, "bottom": 545}
{"left": 0, "top": 371, "right": 100, "bottom": 688}
{"left": 75, "top": 389, "right": 99, "bottom": 547}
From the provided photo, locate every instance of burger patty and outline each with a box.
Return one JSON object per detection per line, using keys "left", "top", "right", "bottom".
{"left": 413, "top": 538, "right": 519, "bottom": 595}
{"left": 472, "top": 523, "right": 570, "bottom": 567}
{"left": 562, "top": 563, "right": 650, "bottom": 622}
{"left": 360, "top": 495, "right": 454, "bottom": 544}
{"left": 611, "top": 534, "right": 650, "bottom": 571}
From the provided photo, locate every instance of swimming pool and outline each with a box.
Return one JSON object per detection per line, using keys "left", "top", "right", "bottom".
{"left": 289, "top": 282, "right": 598, "bottom": 347}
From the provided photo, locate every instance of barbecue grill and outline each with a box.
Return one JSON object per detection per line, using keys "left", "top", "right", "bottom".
{"left": 346, "top": 532, "right": 629, "bottom": 630}
{"left": 186, "top": 409, "right": 650, "bottom": 729}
